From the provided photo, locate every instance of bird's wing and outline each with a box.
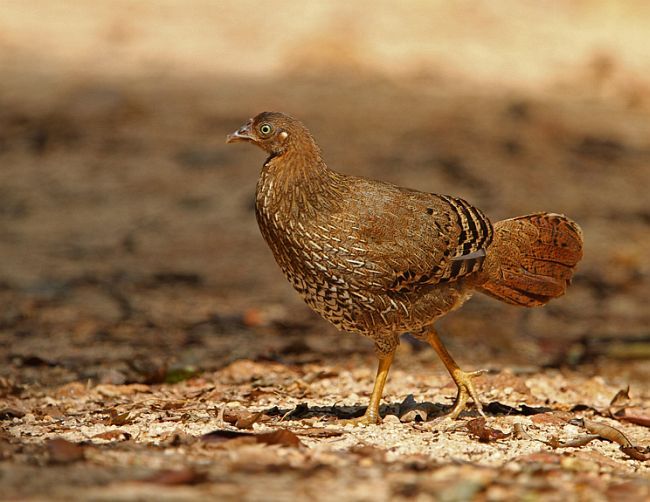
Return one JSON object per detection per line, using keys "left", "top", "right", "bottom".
{"left": 325, "top": 180, "right": 494, "bottom": 293}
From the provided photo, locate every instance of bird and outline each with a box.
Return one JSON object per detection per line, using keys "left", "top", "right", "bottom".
{"left": 226, "top": 111, "right": 583, "bottom": 425}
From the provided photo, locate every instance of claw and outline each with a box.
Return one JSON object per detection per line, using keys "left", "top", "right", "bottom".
{"left": 339, "top": 412, "right": 381, "bottom": 427}
{"left": 447, "top": 368, "right": 487, "bottom": 419}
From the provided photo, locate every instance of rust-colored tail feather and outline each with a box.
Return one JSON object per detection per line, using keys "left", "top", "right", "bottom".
{"left": 477, "top": 213, "right": 583, "bottom": 307}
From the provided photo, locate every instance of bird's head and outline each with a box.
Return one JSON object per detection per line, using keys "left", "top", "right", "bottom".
{"left": 226, "top": 112, "right": 313, "bottom": 157}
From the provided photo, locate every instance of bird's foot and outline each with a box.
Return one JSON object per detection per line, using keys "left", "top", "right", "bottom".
{"left": 448, "top": 368, "right": 487, "bottom": 419}
{"left": 339, "top": 411, "right": 381, "bottom": 427}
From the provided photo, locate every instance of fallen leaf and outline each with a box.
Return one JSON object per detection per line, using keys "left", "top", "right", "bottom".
{"left": 294, "top": 427, "right": 343, "bottom": 438}
{"left": 222, "top": 408, "right": 267, "bottom": 428}
{"left": 466, "top": 418, "right": 509, "bottom": 442}
{"left": 256, "top": 429, "right": 303, "bottom": 447}
{"left": 0, "top": 407, "right": 25, "bottom": 420}
{"left": 142, "top": 468, "right": 207, "bottom": 485}
{"left": 47, "top": 438, "right": 84, "bottom": 463}
{"left": 158, "top": 429, "right": 197, "bottom": 447}
{"left": 235, "top": 411, "right": 264, "bottom": 430}
{"left": 107, "top": 411, "right": 134, "bottom": 426}
{"left": 217, "top": 359, "right": 289, "bottom": 385}
{"left": 40, "top": 405, "right": 65, "bottom": 419}
{"left": 546, "top": 434, "right": 600, "bottom": 448}
{"left": 609, "top": 386, "right": 630, "bottom": 408}
{"left": 614, "top": 408, "right": 650, "bottom": 428}
{"left": 96, "top": 384, "right": 150, "bottom": 397}
{"left": 201, "top": 428, "right": 303, "bottom": 447}
{"left": 243, "top": 387, "right": 276, "bottom": 400}
{"left": 202, "top": 430, "right": 254, "bottom": 443}
{"left": 620, "top": 446, "right": 650, "bottom": 462}
{"left": 54, "top": 382, "right": 88, "bottom": 399}
{"left": 570, "top": 419, "right": 633, "bottom": 447}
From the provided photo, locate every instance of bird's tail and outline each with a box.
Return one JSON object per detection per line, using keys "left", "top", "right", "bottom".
{"left": 476, "top": 213, "right": 583, "bottom": 307}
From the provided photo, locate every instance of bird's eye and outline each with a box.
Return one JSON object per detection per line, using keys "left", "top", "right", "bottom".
{"left": 259, "top": 124, "right": 273, "bottom": 135}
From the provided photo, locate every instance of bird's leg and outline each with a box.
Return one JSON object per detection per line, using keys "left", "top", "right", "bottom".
{"left": 424, "top": 328, "right": 486, "bottom": 419}
{"left": 340, "top": 351, "right": 394, "bottom": 426}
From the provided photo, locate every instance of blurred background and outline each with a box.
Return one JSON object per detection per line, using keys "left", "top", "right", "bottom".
{"left": 1, "top": 0, "right": 649, "bottom": 387}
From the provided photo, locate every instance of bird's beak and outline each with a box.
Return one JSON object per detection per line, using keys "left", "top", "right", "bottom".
{"left": 226, "top": 121, "right": 254, "bottom": 144}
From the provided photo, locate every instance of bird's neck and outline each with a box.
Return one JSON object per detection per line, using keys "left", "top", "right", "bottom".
{"left": 257, "top": 142, "right": 343, "bottom": 219}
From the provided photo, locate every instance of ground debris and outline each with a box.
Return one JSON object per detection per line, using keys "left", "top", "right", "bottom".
{"left": 142, "top": 468, "right": 207, "bottom": 485}
{"left": 614, "top": 408, "right": 650, "bottom": 428}
{"left": 0, "top": 407, "right": 26, "bottom": 419}
{"left": 570, "top": 418, "right": 633, "bottom": 447}
{"left": 466, "top": 418, "right": 510, "bottom": 442}
{"left": 201, "top": 428, "right": 303, "bottom": 448}
{"left": 569, "top": 418, "right": 649, "bottom": 462}
{"left": 47, "top": 438, "right": 85, "bottom": 464}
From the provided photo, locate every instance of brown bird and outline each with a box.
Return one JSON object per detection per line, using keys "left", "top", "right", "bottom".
{"left": 227, "top": 112, "right": 583, "bottom": 425}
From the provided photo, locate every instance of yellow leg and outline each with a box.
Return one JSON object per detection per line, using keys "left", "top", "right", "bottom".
{"left": 341, "top": 351, "right": 395, "bottom": 426}
{"left": 425, "top": 328, "right": 486, "bottom": 419}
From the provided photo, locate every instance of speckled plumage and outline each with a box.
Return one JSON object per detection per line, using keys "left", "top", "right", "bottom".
{"left": 227, "top": 111, "right": 583, "bottom": 421}
{"left": 256, "top": 159, "right": 490, "bottom": 353}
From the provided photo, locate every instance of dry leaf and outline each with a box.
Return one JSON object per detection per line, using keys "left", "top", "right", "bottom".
{"left": 158, "top": 429, "right": 197, "bottom": 447}
{"left": 96, "top": 384, "right": 150, "bottom": 397}
{"left": 619, "top": 446, "right": 650, "bottom": 462}
{"left": 40, "top": 405, "right": 64, "bottom": 419}
{"left": 466, "top": 418, "right": 509, "bottom": 443}
{"left": 235, "top": 411, "right": 264, "bottom": 430}
{"left": 0, "top": 407, "right": 25, "bottom": 420}
{"left": 202, "top": 430, "right": 253, "bottom": 443}
{"left": 54, "top": 382, "right": 88, "bottom": 399}
{"left": 256, "top": 429, "right": 303, "bottom": 447}
{"left": 546, "top": 434, "right": 600, "bottom": 448}
{"left": 142, "top": 468, "right": 207, "bottom": 485}
{"left": 294, "top": 428, "right": 343, "bottom": 438}
{"left": 609, "top": 386, "right": 630, "bottom": 408}
{"left": 47, "top": 438, "right": 84, "bottom": 463}
{"left": 614, "top": 408, "right": 650, "bottom": 428}
{"left": 571, "top": 419, "right": 633, "bottom": 447}
{"left": 107, "top": 411, "right": 134, "bottom": 426}
{"left": 222, "top": 408, "right": 267, "bottom": 428}
{"left": 201, "top": 428, "right": 303, "bottom": 447}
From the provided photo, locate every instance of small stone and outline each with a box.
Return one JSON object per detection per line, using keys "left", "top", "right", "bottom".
{"left": 383, "top": 414, "right": 401, "bottom": 425}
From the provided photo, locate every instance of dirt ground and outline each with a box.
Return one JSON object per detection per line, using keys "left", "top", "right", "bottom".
{"left": 1, "top": 2, "right": 650, "bottom": 501}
